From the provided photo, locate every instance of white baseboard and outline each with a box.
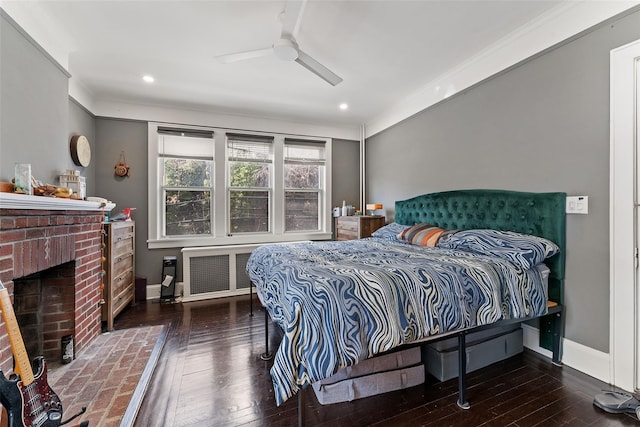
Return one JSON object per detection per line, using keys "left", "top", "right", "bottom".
{"left": 521, "top": 323, "right": 611, "bottom": 385}
{"left": 145, "top": 282, "right": 251, "bottom": 301}
{"left": 145, "top": 282, "right": 184, "bottom": 300}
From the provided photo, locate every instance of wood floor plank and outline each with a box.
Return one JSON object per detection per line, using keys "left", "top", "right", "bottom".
{"left": 112, "top": 296, "right": 637, "bottom": 426}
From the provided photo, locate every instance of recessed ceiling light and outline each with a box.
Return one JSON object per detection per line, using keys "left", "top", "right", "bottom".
{"left": 339, "top": 103, "right": 349, "bottom": 110}
{"left": 142, "top": 75, "right": 155, "bottom": 83}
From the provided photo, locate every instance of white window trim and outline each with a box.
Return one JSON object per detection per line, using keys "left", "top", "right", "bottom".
{"left": 148, "top": 122, "right": 332, "bottom": 249}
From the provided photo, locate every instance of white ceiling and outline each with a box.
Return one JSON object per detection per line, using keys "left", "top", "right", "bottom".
{"left": 2, "top": 1, "right": 638, "bottom": 137}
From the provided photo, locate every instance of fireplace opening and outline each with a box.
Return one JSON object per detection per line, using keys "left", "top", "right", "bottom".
{"left": 13, "top": 261, "right": 76, "bottom": 365}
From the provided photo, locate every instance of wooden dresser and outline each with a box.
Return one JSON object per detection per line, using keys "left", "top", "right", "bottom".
{"left": 335, "top": 215, "right": 385, "bottom": 241}
{"left": 102, "top": 221, "right": 135, "bottom": 330}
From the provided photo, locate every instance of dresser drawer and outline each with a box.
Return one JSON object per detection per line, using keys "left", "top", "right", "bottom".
{"left": 112, "top": 223, "right": 134, "bottom": 239}
{"left": 335, "top": 216, "right": 385, "bottom": 240}
{"left": 113, "top": 253, "right": 134, "bottom": 277}
{"left": 112, "top": 237, "right": 134, "bottom": 258}
{"left": 336, "top": 218, "right": 358, "bottom": 231}
{"left": 112, "top": 284, "right": 134, "bottom": 316}
{"left": 336, "top": 229, "right": 358, "bottom": 240}
{"left": 113, "top": 269, "right": 134, "bottom": 297}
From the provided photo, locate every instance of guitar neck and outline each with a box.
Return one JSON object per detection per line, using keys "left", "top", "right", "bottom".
{"left": 0, "top": 284, "right": 35, "bottom": 386}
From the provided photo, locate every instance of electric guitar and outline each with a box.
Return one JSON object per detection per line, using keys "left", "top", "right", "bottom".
{"left": 0, "top": 280, "right": 62, "bottom": 427}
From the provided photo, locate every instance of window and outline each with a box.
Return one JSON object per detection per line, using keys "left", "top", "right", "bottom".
{"left": 284, "top": 139, "right": 326, "bottom": 232}
{"left": 158, "top": 128, "right": 214, "bottom": 237}
{"left": 148, "top": 123, "right": 332, "bottom": 248}
{"left": 227, "top": 134, "right": 273, "bottom": 234}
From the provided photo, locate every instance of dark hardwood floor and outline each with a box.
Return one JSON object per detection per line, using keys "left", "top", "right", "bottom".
{"left": 114, "top": 295, "right": 637, "bottom": 426}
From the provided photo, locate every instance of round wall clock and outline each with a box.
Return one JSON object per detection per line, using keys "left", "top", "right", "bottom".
{"left": 70, "top": 135, "right": 91, "bottom": 167}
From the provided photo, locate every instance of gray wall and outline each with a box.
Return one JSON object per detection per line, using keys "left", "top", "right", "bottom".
{"left": 0, "top": 12, "right": 71, "bottom": 185}
{"left": 332, "top": 139, "right": 361, "bottom": 233}
{"left": 366, "top": 8, "right": 640, "bottom": 353}
{"left": 68, "top": 99, "right": 96, "bottom": 195}
{"left": 93, "top": 118, "right": 169, "bottom": 284}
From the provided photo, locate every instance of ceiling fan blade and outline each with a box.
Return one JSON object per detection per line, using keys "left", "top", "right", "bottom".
{"left": 295, "top": 50, "right": 343, "bottom": 86}
{"left": 215, "top": 47, "right": 273, "bottom": 64}
{"left": 281, "top": 0, "right": 307, "bottom": 39}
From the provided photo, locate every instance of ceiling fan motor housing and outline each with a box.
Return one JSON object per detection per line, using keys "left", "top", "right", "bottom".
{"left": 273, "top": 38, "right": 299, "bottom": 61}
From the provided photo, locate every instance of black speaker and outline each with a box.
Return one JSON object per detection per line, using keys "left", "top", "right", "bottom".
{"left": 160, "top": 256, "right": 177, "bottom": 302}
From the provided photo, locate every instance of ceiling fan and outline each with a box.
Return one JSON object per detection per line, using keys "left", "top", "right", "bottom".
{"left": 215, "top": 0, "right": 343, "bottom": 86}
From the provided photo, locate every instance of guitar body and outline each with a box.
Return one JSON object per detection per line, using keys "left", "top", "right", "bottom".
{"left": 0, "top": 356, "right": 62, "bottom": 427}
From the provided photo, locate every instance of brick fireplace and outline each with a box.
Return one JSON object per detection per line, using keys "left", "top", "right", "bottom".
{"left": 0, "top": 193, "right": 113, "bottom": 371}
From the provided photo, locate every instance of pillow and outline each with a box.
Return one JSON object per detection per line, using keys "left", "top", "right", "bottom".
{"left": 371, "top": 222, "right": 409, "bottom": 240}
{"left": 437, "top": 229, "right": 559, "bottom": 269}
{"left": 397, "top": 223, "right": 449, "bottom": 247}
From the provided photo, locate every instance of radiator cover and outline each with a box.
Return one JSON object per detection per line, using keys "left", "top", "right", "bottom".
{"left": 182, "top": 244, "right": 260, "bottom": 301}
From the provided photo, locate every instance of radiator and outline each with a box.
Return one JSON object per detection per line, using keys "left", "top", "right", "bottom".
{"left": 181, "top": 244, "right": 260, "bottom": 301}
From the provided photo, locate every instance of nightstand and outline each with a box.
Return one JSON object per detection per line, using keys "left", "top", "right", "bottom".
{"left": 335, "top": 215, "right": 386, "bottom": 241}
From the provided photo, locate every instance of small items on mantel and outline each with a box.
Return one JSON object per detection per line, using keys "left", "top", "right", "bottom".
{"left": 0, "top": 182, "right": 14, "bottom": 193}
{"left": 31, "top": 176, "right": 73, "bottom": 198}
{"left": 109, "top": 207, "right": 136, "bottom": 222}
{"left": 8, "top": 164, "right": 84, "bottom": 199}
{"left": 14, "top": 163, "right": 32, "bottom": 195}
{"left": 59, "top": 169, "right": 86, "bottom": 200}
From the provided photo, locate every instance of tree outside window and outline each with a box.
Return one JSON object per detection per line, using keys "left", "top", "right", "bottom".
{"left": 284, "top": 141, "right": 325, "bottom": 232}
{"left": 227, "top": 136, "right": 273, "bottom": 234}
{"left": 159, "top": 130, "right": 214, "bottom": 237}
{"left": 164, "top": 158, "right": 212, "bottom": 236}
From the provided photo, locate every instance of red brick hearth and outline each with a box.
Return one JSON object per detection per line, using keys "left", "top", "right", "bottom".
{"left": 0, "top": 194, "right": 113, "bottom": 373}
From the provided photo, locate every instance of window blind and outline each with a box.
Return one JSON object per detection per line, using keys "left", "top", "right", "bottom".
{"left": 227, "top": 134, "right": 273, "bottom": 164}
{"left": 284, "top": 138, "right": 325, "bottom": 166}
{"left": 159, "top": 134, "right": 214, "bottom": 160}
{"left": 158, "top": 127, "right": 214, "bottom": 139}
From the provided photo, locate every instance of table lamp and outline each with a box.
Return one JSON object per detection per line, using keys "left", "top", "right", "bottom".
{"left": 366, "top": 203, "right": 383, "bottom": 216}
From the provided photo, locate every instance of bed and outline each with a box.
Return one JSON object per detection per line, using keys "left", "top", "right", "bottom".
{"left": 247, "top": 189, "right": 566, "bottom": 417}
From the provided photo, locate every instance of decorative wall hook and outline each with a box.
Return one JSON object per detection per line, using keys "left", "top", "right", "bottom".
{"left": 114, "top": 151, "right": 130, "bottom": 177}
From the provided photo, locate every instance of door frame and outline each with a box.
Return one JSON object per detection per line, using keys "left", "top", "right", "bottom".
{"left": 610, "top": 37, "right": 640, "bottom": 392}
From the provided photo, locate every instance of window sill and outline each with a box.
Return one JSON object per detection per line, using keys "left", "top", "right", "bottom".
{"left": 147, "top": 232, "right": 333, "bottom": 249}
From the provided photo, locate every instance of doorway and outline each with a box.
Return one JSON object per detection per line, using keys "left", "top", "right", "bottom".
{"left": 610, "top": 37, "right": 640, "bottom": 393}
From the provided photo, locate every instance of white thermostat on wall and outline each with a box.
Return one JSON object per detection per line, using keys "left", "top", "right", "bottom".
{"left": 566, "top": 196, "right": 588, "bottom": 214}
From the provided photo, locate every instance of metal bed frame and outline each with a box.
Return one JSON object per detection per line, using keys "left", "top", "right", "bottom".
{"left": 249, "top": 294, "right": 563, "bottom": 425}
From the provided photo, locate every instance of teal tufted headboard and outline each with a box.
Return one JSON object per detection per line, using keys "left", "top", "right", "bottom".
{"left": 395, "top": 189, "right": 566, "bottom": 305}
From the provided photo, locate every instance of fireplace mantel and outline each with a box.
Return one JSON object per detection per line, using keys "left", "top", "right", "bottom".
{"left": 0, "top": 192, "right": 116, "bottom": 211}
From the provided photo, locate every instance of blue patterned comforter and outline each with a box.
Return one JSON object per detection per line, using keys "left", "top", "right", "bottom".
{"left": 246, "top": 237, "right": 548, "bottom": 405}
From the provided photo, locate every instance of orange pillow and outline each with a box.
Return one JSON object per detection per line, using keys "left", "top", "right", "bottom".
{"left": 397, "top": 223, "right": 446, "bottom": 246}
